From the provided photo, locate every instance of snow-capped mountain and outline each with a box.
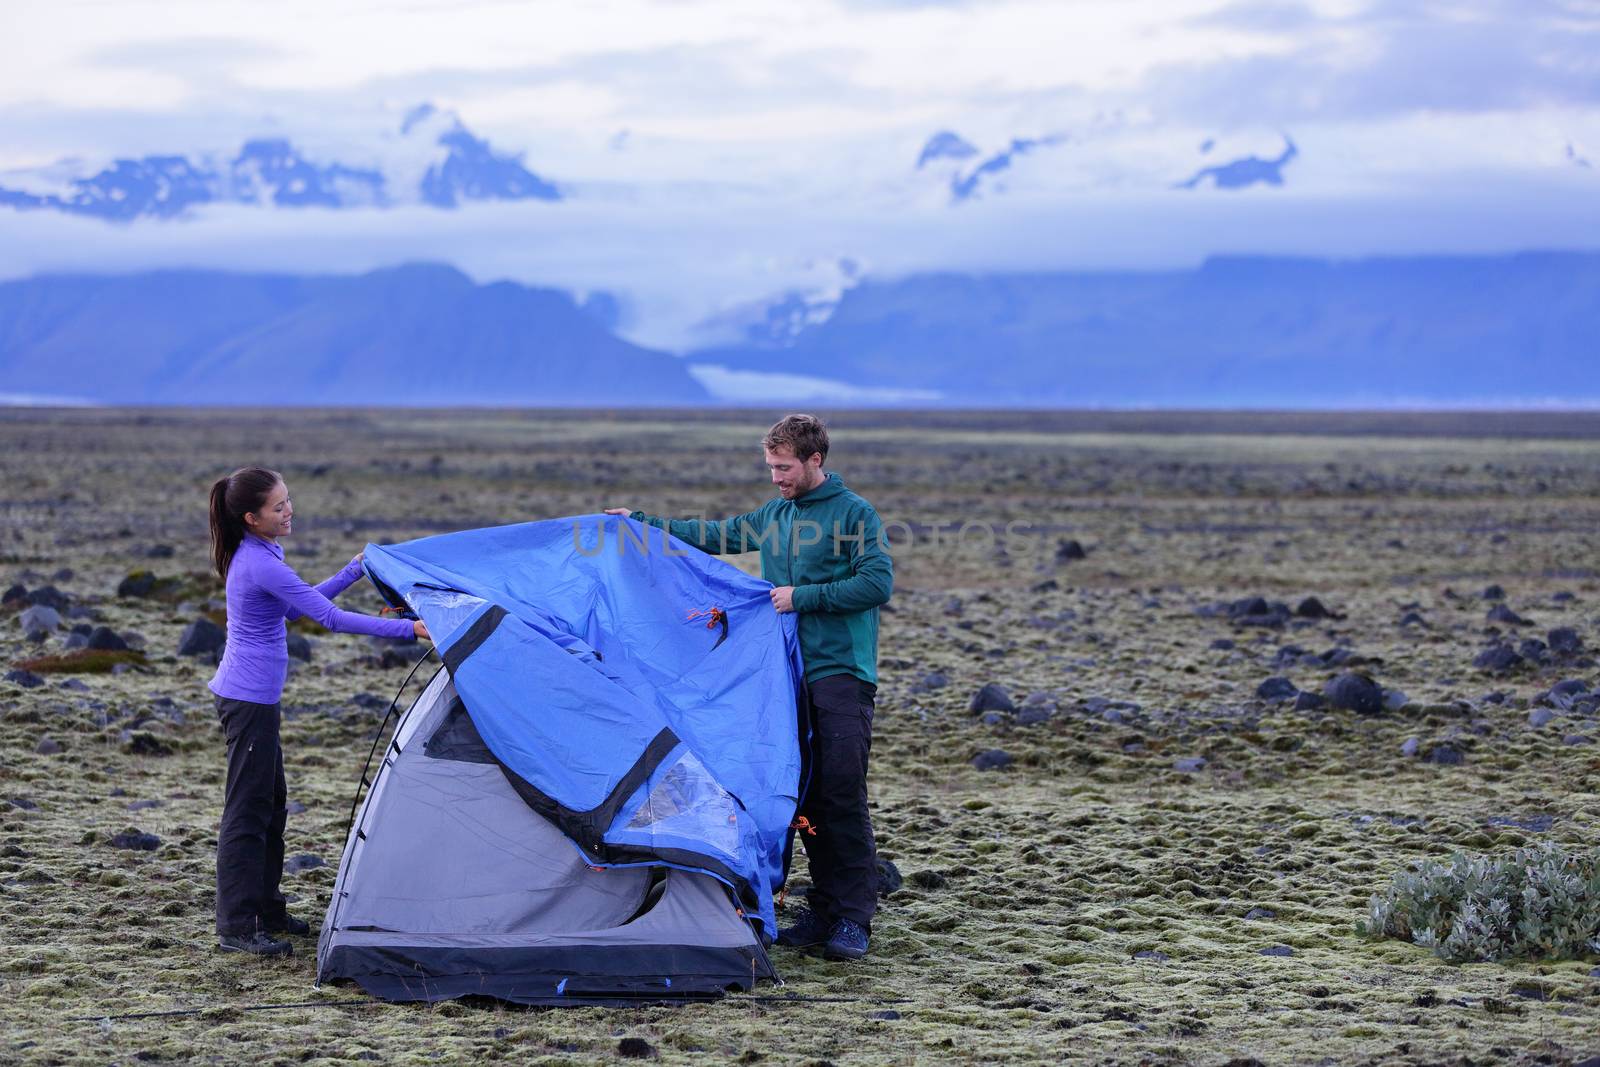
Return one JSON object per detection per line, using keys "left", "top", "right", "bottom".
{"left": 910, "top": 124, "right": 1302, "bottom": 203}
{"left": 0, "top": 104, "right": 560, "bottom": 221}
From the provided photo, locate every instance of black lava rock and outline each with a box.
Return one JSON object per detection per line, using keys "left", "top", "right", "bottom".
{"left": 1210, "top": 638, "right": 1236, "bottom": 650}
{"left": 6, "top": 669, "right": 46, "bottom": 689}
{"left": 109, "top": 830, "right": 161, "bottom": 851}
{"left": 1548, "top": 627, "right": 1584, "bottom": 656}
{"left": 971, "top": 749, "right": 1014, "bottom": 771}
{"left": 909, "top": 870, "right": 947, "bottom": 890}
{"left": 26, "top": 585, "right": 70, "bottom": 612}
{"left": 968, "top": 683, "right": 1016, "bottom": 714}
{"left": 146, "top": 544, "right": 175, "bottom": 559}
{"left": 178, "top": 617, "right": 226, "bottom": 657}
{"left": 1486, "top": 603, "right": 1529, "bottom": 626}
{"left": 916, "top": 671, "right": 949, "bottom": 691}
{"left": 286, "top": 633, "right": 313, "bottom": 663}
{"left": 35, "top": 735, "right": 63, "bottom": 754}
{"left": 1243, "top": 908, "right": 1276, "bottom": 921}
{"left": 1259, "top": 945, "right": 1295, "bottom": 957}
{"left": 1474, "top": 645, "right": 1525, "bottom": 674}
{"left": 617, "top": 1038, "right": 656, "bottom": 1059}
{"left": 284, "top": 854, "right": 326, "bottom": 875}
{"left": 1482, "top": 584, "right": 1505, "bottom": 600}
{"left": 876, "top": 858, "right": 903, "bottom": 897}
{"left": 1055, "top": 539, "right": 1088, "bottom": 562}
{"left": 1426, "top": 744, "right": 1465, "bottom": 766}
{"left": 87, "top": 626, "right": 129, "bottom": 652}
{"left": 1016, "top": 705, "right": 1053, "bottom": 726}
{"left": 1293, "top": 691, "right": 1327, "bottom": 711}
{"left": 117, "top": 571, "right": 157, "bottom": 597}
{"left": 1256, "top": 677, "right": 1298, "bottom": 702}
{"left": 1295, "top": 596, "right": 1333, "bottom": 619}
{"left": 1323, "top": 672, "right": 1384, "bottom": 715}
{"left": 1, "top": 583, "right": 26, "bottom": 604}
{"left": 1398, "top": 611, "right": 1428, "bottom": 628}
{"left": 1173, "top": 757, "right": 1208, "bottom": 773}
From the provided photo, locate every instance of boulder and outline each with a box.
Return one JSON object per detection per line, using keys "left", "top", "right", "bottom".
{"left": 18, "top": 604, "right": 60, "bottom": 639}
{"left": 1055, "top": 539, "right": 1088, "bottom": 563}
{"left": 971, "top": 749, "right": 1014, "bottom": 771}
{"left": 1295, "top": 596, "right": 1334, "bottom": 619}
{"left": 1293, "top": 691, "right": 1327, "bottom": 711}
{"left": 1255, "top": 677, "right": 1298, "bottom": 702}
{"left": 876, "top": 858, "right": 903, "bottom": 897}
{"left": 1173, "top": 757, "right": 1208, "bottom": 773}
{"left": 1473, "top": 645, "right": 1524, "bottom": 674}
{"left": 108, "top": 830, "right": 161, "bottom": 851}
{"left": 26, "top": 585, "right": 70, "bottom": 612}
{"left": 1548, "top": 627, "right": 1584, "bottom": 656}
{"left": 87, "top": 626, "right": 129, "bottom": 652}
{"left": 1323, "top": 672, "right": 1384, "bottom": 715}
{"left": 6, "top": 669, "right": 46, "bottom": 689}
{"left": 177, "top": 617, "right": 226, "bottom": 657}
{"left": 1481, "top": 584, "right": 1505, "bottom": 600}
{"left": 968, "top": 683, "right": 1016, "bottom": 715}
{"left": 1, "top": 583, "right": 26, "bottom": 605}
{"left": 286, "top": 633, "right": 313, "bottom": 663}
{"left": 1486, "top": 603, "right": 1529, "bottom": 626}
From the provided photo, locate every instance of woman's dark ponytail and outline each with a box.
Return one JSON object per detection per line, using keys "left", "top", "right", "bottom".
{"left": 209, "top": 467, "right": 282, "bottom": 581}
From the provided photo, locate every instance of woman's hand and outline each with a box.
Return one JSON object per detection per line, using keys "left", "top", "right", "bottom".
{"left": 351, "top": 551, "right": 364, "bottom": 567}
{"left": 413, "top": 620, "right": 431, "bottom": 641}
{"left": 603, "top": 507, "right": 632, "bottom": 516}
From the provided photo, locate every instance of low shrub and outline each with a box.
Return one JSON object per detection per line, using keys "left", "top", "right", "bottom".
{"left": 1360, "top": 843, "right": 1600, "bottom": 963}
{"left": 14, "top": 649, "right": 147, "bottom": 674}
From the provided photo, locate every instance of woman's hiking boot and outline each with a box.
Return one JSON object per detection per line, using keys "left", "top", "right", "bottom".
{"left": 775, "top": 907, "right": 831, "bottom": 948}
{"left": 218, "top": 930, "right": 293, "bottom": 956}
{"left": 823, "top": 918, "right": 870, "bottom": 961}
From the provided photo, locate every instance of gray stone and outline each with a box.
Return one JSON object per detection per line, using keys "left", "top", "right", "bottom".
{"left": 1259, "top": 945, "right": 1295, "bottom": 957}
{"left": 1173, "top": 757, "right": 1207, "bottom": 773}
{"left": 968, "top": 683, "right": 1016, "bottom": 715}
{"left": 286, "top": 632, "right": 313, "bottom": 663}
{"left": 34, "top": 735, "right": 62, "bottom": 754}
{"left": 6, "top": 669, "right": 46, "bottom": 689}
{"left": 1481, "top": 584, "right": 1505, "bottom": 600}
{"left": 1132, "top": 950, "right": 1169, "bottom": 961}
{"left": 1426, "top": 744, "right": 1465, "bottom": 766}
{"left": 1243, "top": 908, "right": 1276, "bottom": 921}
{"left": 25, "top": 585, "right": 70, "bottom": 612}
{"left": 1529, "top": 707, "right": 1557, "bottom": 729}
{"left": 1564, "top": 734, "right": 1593, "bottom": 746}
{"left": 283, "top": 853, "right": 326, "bottom": 875}
{"left": 1295, "top": 596, "right": 1334, "bottom": 618}
{"left": 1382, "top": 688, "right": 1409, "bottom": 712}
{"left": 1400, "top": 737, "right": 1420, "bottom": 758}
{"left": 18, "top": 604, "right": 60, "bottom": 638}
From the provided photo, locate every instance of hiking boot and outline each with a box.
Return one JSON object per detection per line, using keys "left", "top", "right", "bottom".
{"left": 264, "top": 914, "right": 310, "bottom": 937}
{"left": 218, "top": 930, "right": 293, "bottom": 957}
{"left": 775, "top": 907, "right": 831, "bottom": 948}
{"left": 823, "top": 918, "right": 869, "bottom": 961}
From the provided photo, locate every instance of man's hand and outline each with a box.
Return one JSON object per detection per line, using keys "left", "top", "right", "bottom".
{"left": 770, "top": 586, "right": 796, "bottom": 613}
{"left": 603, "top": 507, "right": 632, "bottom": 516}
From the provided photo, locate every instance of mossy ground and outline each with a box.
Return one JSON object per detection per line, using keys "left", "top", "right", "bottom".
{"left": 2, "top": 408, "right": 1599, "bottom": 1065}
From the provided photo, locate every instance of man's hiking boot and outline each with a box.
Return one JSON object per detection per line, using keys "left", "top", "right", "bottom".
{"left": 218, "top": 930, "right": 293, "bottom": 957}
{"left": 823, "top": 918, "right": 869, "bottom": 961}
{"left": 265, "top": 914, "right": 311, "bottom": 937}
{"left": 775, "top": 908, "right": 831, "bottom": 948}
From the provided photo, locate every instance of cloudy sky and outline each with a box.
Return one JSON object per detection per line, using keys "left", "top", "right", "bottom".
{"left": 2, "top": 0, "right": 1597, "bottom": 347}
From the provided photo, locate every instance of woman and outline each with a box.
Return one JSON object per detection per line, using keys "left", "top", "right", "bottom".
{"left": 207, "top": 466, "right": 428, "bottom": 957}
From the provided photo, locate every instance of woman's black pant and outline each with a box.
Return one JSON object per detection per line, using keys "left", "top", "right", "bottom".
{"left": 214, "top": 696, "right": 289, "bottom": 937}
{"left": 796, "top": 674, "right": 878, "bottom": 932}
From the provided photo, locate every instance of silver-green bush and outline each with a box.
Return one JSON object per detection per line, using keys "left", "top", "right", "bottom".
{"left": 1361, "top": 843, "right": 1600, "bottom": 963}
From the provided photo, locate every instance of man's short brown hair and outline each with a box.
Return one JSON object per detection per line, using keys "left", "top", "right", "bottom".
{"left": 763, "top": 414, "right": 829, "bottom": 464}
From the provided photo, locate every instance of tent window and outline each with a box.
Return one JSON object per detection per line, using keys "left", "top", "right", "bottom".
{"left": 622, "top": 751, "right": 738, "bottom": 857}
{"left": 423, "top": 698, "right": 497, "bottom": 764}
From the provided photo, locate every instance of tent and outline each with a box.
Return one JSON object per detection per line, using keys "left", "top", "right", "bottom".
{"left": 315, "top": 515, "right": 806, "bottom": 1003}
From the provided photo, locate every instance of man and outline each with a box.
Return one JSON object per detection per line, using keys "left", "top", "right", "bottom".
{"left": 605, "top": 413, "right": 893, "bottom": 960}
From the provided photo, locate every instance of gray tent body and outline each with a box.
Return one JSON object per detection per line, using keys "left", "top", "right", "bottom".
{"left": 316, "top": 668, "right": 776, "bottom": 1003}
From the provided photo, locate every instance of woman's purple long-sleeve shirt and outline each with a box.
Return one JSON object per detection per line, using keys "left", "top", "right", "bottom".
{"left": 209, "top": 534, "right": 414, "bottom": 704}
